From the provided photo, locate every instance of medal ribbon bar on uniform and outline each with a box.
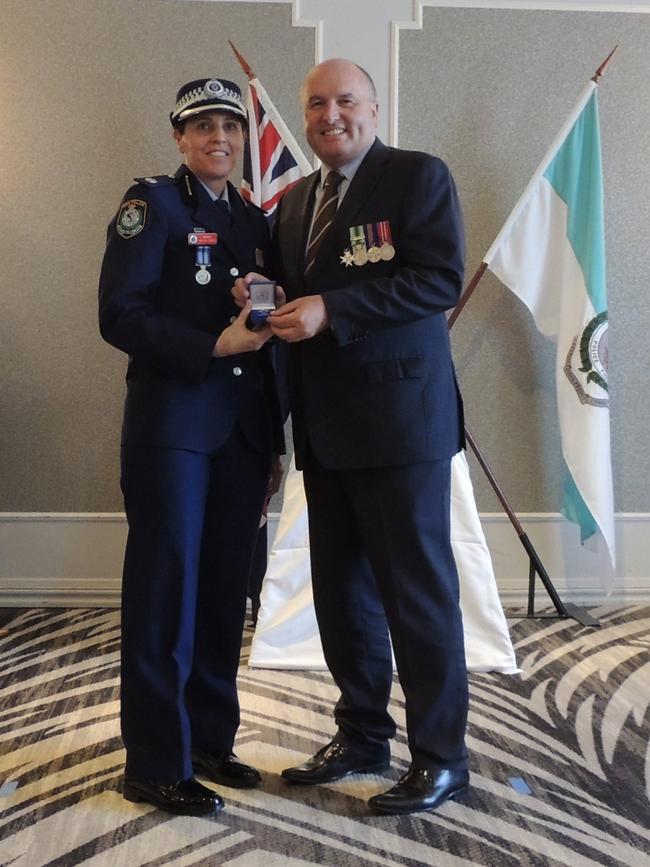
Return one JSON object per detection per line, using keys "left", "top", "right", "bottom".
{"left": 366, "top": 223, "right": 381, "bottom": 263}
{"left": 377, "top": 220, "right": 395, "bottom": 261}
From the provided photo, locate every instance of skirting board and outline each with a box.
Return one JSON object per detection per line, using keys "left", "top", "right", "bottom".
{"left": 0, "top": 512, "right": 648, "bottom": 608}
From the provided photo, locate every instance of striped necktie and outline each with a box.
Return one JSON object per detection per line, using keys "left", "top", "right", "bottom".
{"left": 304, "top": 171, "right": 343, "bottom": 275}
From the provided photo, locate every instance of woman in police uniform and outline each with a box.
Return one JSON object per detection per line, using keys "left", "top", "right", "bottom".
{"left": 99, "top": 78, "right": 283, "bottom": 816}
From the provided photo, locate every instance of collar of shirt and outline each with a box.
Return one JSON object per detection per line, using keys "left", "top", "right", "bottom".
{"left": 197, "top": 178, "right": 230, "bottom": 207}
{"left": 317, "top": 140, "right": 375, "bottom": 207}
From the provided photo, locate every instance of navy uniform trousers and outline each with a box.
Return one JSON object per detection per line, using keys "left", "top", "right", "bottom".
{"left": 120, "top": 432, "right": 269, "bottom": 781}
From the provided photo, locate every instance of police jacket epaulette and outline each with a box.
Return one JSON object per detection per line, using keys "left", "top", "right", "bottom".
{"left": 133, "top": 174, "right": 178, "bottom": 187}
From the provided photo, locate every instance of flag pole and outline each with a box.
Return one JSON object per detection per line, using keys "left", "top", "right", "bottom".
{"left": 592, "top": 44, "right": 618, "bottom": 83}
{"left": 229, "top": 41, "right": 313, "bottom": 180}
{"left": 463, "top": 429, "right": 598, "bottom": 625}
{"left": 447, "top": 50, "right": 617, "bottom": 625}
{"left": 229, "top": 40, "right": 256, "bottom": 80}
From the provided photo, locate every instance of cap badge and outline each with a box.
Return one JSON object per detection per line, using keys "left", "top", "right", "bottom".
{"left": 204, "top": 79, "right": 226, "bottom": 98}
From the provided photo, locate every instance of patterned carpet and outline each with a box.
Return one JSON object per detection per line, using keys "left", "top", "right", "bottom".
{"left": 0, "top": 606, "right": 649, "bottom": 866}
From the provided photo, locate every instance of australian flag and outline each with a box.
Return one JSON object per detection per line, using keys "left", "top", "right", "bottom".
{"left": 241, "top": 77, "right": 312, "bottom": 223}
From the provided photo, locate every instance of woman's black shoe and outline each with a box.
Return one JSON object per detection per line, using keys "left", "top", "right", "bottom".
{"left": 123, "top": 775, "right": 224, "bottom": 816}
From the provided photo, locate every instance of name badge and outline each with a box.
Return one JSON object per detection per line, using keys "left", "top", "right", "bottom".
{"left": 188, "top": 232, "right": 218, "bottom": 246}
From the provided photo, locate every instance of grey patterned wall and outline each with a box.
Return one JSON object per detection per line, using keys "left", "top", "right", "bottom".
{"left": 1, "top": 1, "right": 647, "bottom": 516}
{"left": 0, "top": 0, "right": 311, "bottom": 511}
{"left": 400, "top": 8, "right": 649, "bottom": 512}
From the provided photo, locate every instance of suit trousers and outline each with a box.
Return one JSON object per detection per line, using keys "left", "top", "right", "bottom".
{"left": 120, "top": 429, "right": 270, "bottom": 781}
{"left": 302, "top": 450, "right": 469, "bottom": 771}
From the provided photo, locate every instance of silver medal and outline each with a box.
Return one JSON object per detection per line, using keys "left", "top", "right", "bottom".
{"left": 196, "top": 267, "right": 211, "bottom": 285}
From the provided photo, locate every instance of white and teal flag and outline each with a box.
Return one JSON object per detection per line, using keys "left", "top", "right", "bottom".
{"left": 484, "top": 82, "right": 615, "bottom": 567}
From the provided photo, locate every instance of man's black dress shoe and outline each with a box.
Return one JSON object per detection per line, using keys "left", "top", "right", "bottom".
{"left": 368, "top": 767, "right": 469, "bottom": 814}
{"left": 281, "top": 739, "right": 390, "bottom": 784}
{"left": 192, "top": 749, "right": 262, "bottom": 789}
{"left": 123, "top": 776, "right": 224, "bottom": 816}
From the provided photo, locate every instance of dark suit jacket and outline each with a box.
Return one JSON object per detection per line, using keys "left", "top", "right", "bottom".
{"left": 273, "top": 139, "right": 465, "bottom": 470}
{"left": 99, "top": 166, "right": 284, "bottom": 456}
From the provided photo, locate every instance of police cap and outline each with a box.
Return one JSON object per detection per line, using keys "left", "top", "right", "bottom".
{"left": 170, "top": 78, "right": 247, "bottom": 127}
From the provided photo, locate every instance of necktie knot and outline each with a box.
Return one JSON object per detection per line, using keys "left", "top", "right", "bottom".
{"left": 324, "top": 170, "right": 343, "bottom": 190}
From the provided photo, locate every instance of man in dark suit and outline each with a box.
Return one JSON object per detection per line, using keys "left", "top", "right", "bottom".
{"left": 99, "top": 78, "right": 284, "bottom": 815}
{"left": 238, "top": 59, "right": 469, "bottom": 815}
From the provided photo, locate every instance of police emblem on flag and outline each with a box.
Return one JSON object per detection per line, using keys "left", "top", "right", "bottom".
{"left": 117, "top": 199, "right": 147, "bottom": 239}
{"left": 564, "top": 311, "right": 609, "bottom": 408}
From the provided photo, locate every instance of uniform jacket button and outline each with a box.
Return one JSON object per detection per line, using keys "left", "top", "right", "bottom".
{"left": 233, "top": 366, "right": 242, "bottom": 376}
{"left": 230, "top": 267, "right": 239, "bottom": 277}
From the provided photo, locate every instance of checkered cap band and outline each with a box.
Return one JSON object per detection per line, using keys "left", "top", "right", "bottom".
{"left": 170, "top": 78, "right": 246, "bottom": 125}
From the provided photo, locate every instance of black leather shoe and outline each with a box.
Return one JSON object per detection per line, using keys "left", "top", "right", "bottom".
{"left": 192, "top": 749, "right": 262, "bottom": 789}
{"left": 368, "top": 767, "right": 469, "bottom": 815}
{"left": 123, "top": 775, "right": 224, "bottom": 816}
{"left": 281, "top": 739, "right": 390, "bottom": 784}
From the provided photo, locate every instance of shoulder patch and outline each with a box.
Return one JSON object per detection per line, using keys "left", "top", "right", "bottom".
{"left": 116, "top": 199, "right": 147, "bottom": 239}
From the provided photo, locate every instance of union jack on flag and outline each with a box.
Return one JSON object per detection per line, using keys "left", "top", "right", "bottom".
{"left": 241, "top": 77, "right": 313, "bottom": 220}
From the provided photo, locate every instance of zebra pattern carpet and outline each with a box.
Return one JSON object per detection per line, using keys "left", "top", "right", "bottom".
{"left": 0, "top": 606, "right": 649, "bottom": 866}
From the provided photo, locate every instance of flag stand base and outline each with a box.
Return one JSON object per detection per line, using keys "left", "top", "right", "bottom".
{"left": 522, "top": 532, "right": 600, "bottom": 626}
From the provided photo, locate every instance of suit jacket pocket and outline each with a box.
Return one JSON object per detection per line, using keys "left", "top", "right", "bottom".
{"left": 363, "top": 357, "right": 424, "bottom": 383}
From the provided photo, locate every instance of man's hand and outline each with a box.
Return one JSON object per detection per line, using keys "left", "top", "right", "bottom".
{"left": 231, "top": 273, "right": 286, "bottom": 309}
{"left": 268, "top": 295, "right": 329, "bottom": 342}
{"left": 212, "top": 302, "right": 272, "bottom": 357}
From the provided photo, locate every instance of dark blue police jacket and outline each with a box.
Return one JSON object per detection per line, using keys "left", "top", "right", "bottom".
{"left": 99, "top": 165, "right": 284, "bottom": 456}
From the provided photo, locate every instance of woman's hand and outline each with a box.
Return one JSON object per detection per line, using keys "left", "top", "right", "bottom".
{"left": 212, "top": 302, "right": 272, "bottom": 357}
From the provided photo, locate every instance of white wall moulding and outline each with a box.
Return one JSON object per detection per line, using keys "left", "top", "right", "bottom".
{"left": 389, "top": 0, "right": 650, "bottom": 144}
{"left": 203, "top": 0, "right": 650, "bottom": 146}
{"left": 0, "top": 514, "right": 127, "bottom": 607}
{"left": 1, "top": 513, "right": 648, "bottom": 608}
{"left": 294, "top": 0, "right": 416, "bottom": 143}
